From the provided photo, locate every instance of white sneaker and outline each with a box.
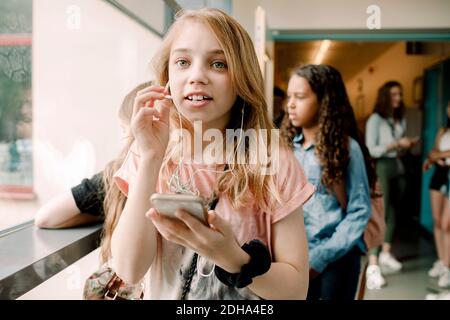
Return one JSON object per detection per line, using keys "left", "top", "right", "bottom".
{"left": 438, "top": 268, "right": 450, "bottom": 288}
{"left": 379, "top": 252, "right": 402, "bottom": 274}
{"left": 426, "top": 291, "right": 450, "bottom": 300}
{"left": 428, "top": 260, "right": 446, "bottom": 278}
{"left": 366, "top": 265, "right": 386, "bottom": 290}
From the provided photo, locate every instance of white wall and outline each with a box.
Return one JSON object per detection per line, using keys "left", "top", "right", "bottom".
{"left": 32, "top": 0, "right": 162, "bottom": 204}
{"left": 233, "top": 0, "right": 450, "bottom": 40}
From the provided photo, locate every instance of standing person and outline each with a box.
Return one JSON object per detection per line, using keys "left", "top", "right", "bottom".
{"left": 365, "top": 81, "right": 419, "bottom": 275}
{"left": 423, "top": 100, "right": 450, "bottom": 289}
{"left": 109, "top": 8, "right": 314, "bottom": 300}
{"left": 280, "top": 64, "right": 372, "bottom": 300}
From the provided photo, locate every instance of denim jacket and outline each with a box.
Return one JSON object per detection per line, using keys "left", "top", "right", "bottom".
{"left": 293, "top": 134, "right": 371, "bottom": 273}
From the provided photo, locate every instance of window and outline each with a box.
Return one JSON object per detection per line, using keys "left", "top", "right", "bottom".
{"left": 0, "top": 0, "right": 33, "bottom": 231}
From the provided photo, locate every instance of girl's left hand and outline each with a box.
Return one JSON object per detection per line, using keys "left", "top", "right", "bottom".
{"left": 146, "top": 208, "right": 248, "bottom": 273}
{"left": 422, "top": 158, "right": 432, "bottom": 171}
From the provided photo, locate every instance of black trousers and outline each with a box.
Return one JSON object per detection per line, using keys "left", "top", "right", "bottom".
{"left": 307, "top": 246, "right": 362, "bottom": 301}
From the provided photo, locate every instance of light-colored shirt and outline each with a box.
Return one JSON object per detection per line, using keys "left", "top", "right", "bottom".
{"left": 365, "top": 113, "right": 406, "bottom": 158}
{"left": 439, "top": 129, "right": 450, "bottom": 166}
{"left": 113, "top": 142, "right": 315, "bottom": 299}
{"left": 293, "top": 134, "right": 371, "bottom": 273}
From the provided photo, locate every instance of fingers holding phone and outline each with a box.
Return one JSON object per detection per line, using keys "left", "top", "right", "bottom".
{"left": 150, "top": 194, "right": 209, "bottom": 225}
{"left": 146, "top": 207, "right": 191, "bottom": 246}
{"left": 146, "top": 194, "right": 212, "bottom": 249}
{"left": 398, "top": 136, "right": 420, "bottom": 150}
{"left": 146, "top": 193, "right": 240, "bottom": 266}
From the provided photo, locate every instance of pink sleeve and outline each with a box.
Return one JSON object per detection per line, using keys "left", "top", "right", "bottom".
{"left": 270, "top": 148, "right": 315, "bottom": 224}
{"left": 113, "top": 142, "right": 140, "bottom": 197}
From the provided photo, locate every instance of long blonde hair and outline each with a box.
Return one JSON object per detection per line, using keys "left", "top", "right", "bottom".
{"left": 100, "top": 82, "right": 151, "bottom": 263}
{"left": 101, "top": 8, "right": 286, "bottom": 262}
{"left": 153, "top": 8, "right": 284, "bottom": 210}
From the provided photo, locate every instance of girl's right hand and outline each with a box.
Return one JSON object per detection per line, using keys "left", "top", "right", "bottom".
{"left": 131, "top": 85, "right": 172, "bottom": 159}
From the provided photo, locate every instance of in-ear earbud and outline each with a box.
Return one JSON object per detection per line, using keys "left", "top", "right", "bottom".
{"left": 164, "top": 82, "right": 172, "bottom": 100}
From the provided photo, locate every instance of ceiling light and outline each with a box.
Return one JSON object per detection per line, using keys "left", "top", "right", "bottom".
{"left": 313, "top": 40, "right": 331, "bottom": 64}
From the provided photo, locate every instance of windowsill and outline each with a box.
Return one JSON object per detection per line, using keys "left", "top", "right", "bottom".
{"left": 0, "top": 222, "right": 102, "bottom": 300}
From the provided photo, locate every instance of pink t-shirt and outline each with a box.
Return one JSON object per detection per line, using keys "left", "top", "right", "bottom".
{"left": 114, "top": 142, "right": 314, "bottom": 299}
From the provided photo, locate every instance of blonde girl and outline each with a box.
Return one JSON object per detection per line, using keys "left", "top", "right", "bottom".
{"left": 109, "top": 8, "right": 314, "bottom": 300}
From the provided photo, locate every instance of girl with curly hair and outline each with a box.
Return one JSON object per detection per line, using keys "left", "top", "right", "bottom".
{"left": 280, "top": 64, "right": 372, "bottom": 300}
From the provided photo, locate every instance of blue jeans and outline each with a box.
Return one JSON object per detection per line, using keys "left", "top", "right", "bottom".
{"left": 307, "top": 246, "right": 362, "bottom": 300}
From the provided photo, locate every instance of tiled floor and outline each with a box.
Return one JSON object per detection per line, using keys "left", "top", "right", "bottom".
{"left": 363, "top": 218, "right": 447, "bottom": 300}
{"left": 364, "top": 255, "right": 437, "bottom": 299}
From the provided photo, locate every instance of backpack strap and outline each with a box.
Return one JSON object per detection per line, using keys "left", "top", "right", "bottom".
{"left": 180, "top": 163, "right": 228, "bottom": 300}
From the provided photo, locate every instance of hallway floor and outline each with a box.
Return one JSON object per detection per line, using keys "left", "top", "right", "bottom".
{"left": 363, "top": 217, "right": 447, "bottom": 300}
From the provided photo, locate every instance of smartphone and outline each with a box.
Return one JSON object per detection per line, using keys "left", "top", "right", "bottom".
{"left": 150, "top": 193, "right": 209, "bottom": 225}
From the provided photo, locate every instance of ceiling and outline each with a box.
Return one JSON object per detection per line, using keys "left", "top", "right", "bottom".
{"left": 274, "top": 41, "right": 397, "bottom": 87}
